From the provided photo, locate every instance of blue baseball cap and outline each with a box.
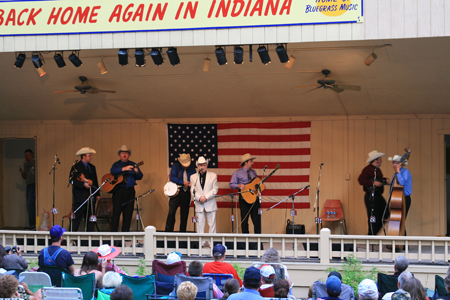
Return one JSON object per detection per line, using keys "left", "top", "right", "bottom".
{"left": 213, "top": 244, "right": 227, "bottom": 257}
{"left": 50, "top": 225, "right": 66, "bottom": 238}
{"left": 326, "top": 275, "right": 342, "bottom": 294}
{"left": 244, "top": 266, "right": 261, "bottom": 284}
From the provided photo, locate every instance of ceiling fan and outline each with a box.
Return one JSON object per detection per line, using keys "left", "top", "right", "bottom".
{"left": 54, "top": 76, "right": 116, "bottom": 94}
{"left": 295, "top": 69, "right": 361, "bottom": 94}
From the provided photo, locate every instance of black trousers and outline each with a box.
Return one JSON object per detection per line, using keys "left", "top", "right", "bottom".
{"left": 239, "top": 197, "right": 261, "bottom": 234}
{"left": 72, "top": 198, "right": 96, "bottom": 232}
{"left": 364, "top": 192, "right": 387, "bottom": 235}
{"left": 111, "top": 187, "right": 135, "bottom": 232}
{"left": 165, "top": 190, "right": 191, "bottom": 232}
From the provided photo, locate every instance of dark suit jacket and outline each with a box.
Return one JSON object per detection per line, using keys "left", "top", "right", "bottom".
{"left": 70, "top": 161, "right": 100, "bottom": 205}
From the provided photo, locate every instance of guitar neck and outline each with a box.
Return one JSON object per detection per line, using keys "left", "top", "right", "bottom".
{"left": 261, "top": 164, "right": 280, "bottom": 184}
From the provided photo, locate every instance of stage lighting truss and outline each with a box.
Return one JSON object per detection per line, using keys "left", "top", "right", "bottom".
{"left": 135, "top": 49, "right": 146, "bottom": 67}
{"left": 54, "top": 52, "right": 66, "bottom": 68}
{"left": 68, "top": 51, "right": 82, "bottom": 67}
{"left": 234, "top": 46, "right": 244, "bottom": 64}
{"left": 276, "top": 44, "right": 289, "bottom": 63}
{"left": 167, "top": 47, "right": 180, "bottom": 66}
{"left": 215, "top": 46, "right": 227, "bottom": 65}
{"left": 257, "top": 45, "right": 271, "bottom": 65}
{"left": 118, "top": 49, "right": 129, "bottom": 66}
{"left": 31, "top": 52, "right": 44, "bottom": 68}
{"left": 150, "top": 48, "right": 164, "bottom": 66}
{"left": 14, "top": 52, "right": 26, "bottom": 69}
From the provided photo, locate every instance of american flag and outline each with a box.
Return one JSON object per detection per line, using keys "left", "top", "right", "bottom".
{"left": 168, "top": 122, "right": 310, "bottom": 208}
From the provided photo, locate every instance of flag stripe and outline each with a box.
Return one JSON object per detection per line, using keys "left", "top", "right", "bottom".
{"left": 218, "top": 162, "right": 310, "bottom": 169}
{"left": 214, "top": 169, "right": 310, "bottom": 176}
{"left": 218, "top": 149, "right": 311, "bottom": 155}
{"left": 218, "top": 135, "right": 310, "bottom": 142}
{"left": 218, "top": 128, "right": 311, "bottom": 136}
{"left": 217, "top": 175, "right": 310, "bottom": 183}
{"left": 218, "top": 142, "right": 310, "bottom": 149}
{"left": 217, "top": 122, "right": 311, "bottom": 129}
{"left": 217, "top": 189, "right": 310, "bottom": 196}
{"left": 219, "top": 155, "right": 311, "bottom": 162}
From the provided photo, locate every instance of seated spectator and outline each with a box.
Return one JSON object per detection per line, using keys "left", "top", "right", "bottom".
{"left": 0, "top": 245, "right": 7, "bottom": 274}
{"left": 222, "top": 278, "right": 240, "bottom": 299}
{"left": 74, "top": 251, "right": 107, "bottom": 288}
{"left": 392, "top": 289, "right": 411, "bottom": 300}
{"left": 274, "top": 279, "right": 291, "bottom": 298}
{"left": 260, "top": 247, "right": 292, "bottom": 285}
{"left": 3, "top": 246, "right": 28, "bottom": 271}
{"left": 99, "top": 271, "right": 123, "bottom": 296}
{"left": 167, "top": 252, "right": 182, "bottom": 264}
{"left": 319, "top": 275, "right": 343, "bottom": 300}
{"left": 228, "top": 267, "right": 264, "bottom": 300}
{"left": 95, "top": 244, "right": 127, "bottom": 275}
{"left": 38, "top": 225, "right": 74, "bottom": 273}
{"left": 203, "top": 244, "right": 242, "bottom": 286}
{"left": 403, "top": 278, "right": 427, "bottom": 300}
{"left": 111, "top": 284, "right": 133, "bottom": 300}
{"left": 382, "top": 271, "right": 413, "bottom": 300}
{"left": 358, "top": 279, "right": 378, "bottom": 300}
{"left": 177, "top": 281, "right": 198, "bottom": 300}
{"left": 0, "top": 274, "right": 34, "bottom": 299}
{"left": 439, "top": 269, "right": 450, "bottom": 300}
{"left": 259, "top": 265, "right": 276, "bottom": 297}
{"left": 393, "top": 256, "right": 409, "bottom": 277}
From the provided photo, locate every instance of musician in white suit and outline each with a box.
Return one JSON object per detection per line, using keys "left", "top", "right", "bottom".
{"left": 190, "top": 156, "right": 219, "bottom": 233}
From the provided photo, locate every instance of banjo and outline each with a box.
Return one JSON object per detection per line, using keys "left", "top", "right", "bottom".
{"left": 163, "top": 182, "right": 183, "bottom": 199}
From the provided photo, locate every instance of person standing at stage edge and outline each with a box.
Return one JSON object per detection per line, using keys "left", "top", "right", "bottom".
{"left": 110, "top": 145, "right": 143, "bottom": 232}
{"left": 229, "top": 153, "right": 261, "bottom": 234}
{"left": 165, "top": 153, "right": 196, "bottom": 232}
{"left": 69, "top": 147, "right": 100, "bottom": 232}
{"left": 358, "top": 150, "right": 391, "bottom": 235}
{"left": 19, "top": 149, "right": 36, "bottom": 228}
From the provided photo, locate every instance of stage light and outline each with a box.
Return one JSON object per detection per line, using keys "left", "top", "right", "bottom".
{"left": 257, "top": 46, "right": 271, "bottom": 65}
{"left": 36, "top": 67, "right": 46, "bottom": 77}
{"left": 14, "top": 53, "right": 26, "bottom": 68}
{"left": 118, "top": 49, "right": 128, "bottom": 66}
{"left": 31, "top": 53, "right": 43, "bottom": 68}
{"left": 285, "top": 54, "right": 296, "bottom": 69}
{"left": 68, "top": 52, "right": 82, "bottom": 67}
{"left": 53, "top": 53, "right": 66, "bottom": 68}
{"left": 203, "top": 57, "right": 211, "bottom": 72}
{"left": 167, "top": 48, "right": 180, "bottom": 66}
{"left": 234, "top": 46, "right": 244, "bottom": 64}
{"left": 276, "top": 44, "right": 289, "bottom": 63}
{"left": 364, "top": 52, "right": 377, "bottom": 66}
{"left": 150, "top": 48, "right": 164, "bottom": 66}
{"left": 215, "top": 47, "right": 227, "bottom": 65}
{"left": 135, "top": 49, "right": 146, "bottom": 67}
{"left": 97, "top": 57, "right": 107, "bottom": 74}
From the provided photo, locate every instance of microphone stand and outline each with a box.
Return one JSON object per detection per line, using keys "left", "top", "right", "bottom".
{"left": 369, "top": 167, "right": 378, "bottom": 235}
{"left": 74, "top": 179, "right": 109, "bottom": 228}
{"left": 214, "top": 189, "right": 254, "bottom": 233}
{"left": 48, "top": 155, "right": 60, "bottom": 226}
{"left": 313, "top": 163, "right": 323, "bottom": 234}
{"left": 122, "top": 190, "right": 155, "bottom": 232}
{"left": 192, "top": 168, "right": 202, "bottom": 232}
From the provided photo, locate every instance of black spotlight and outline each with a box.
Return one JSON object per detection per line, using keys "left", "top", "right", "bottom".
{"left": 234, "top": 46, "right": 244, "bottom": 64}
{"left": 257, "top": 45, "right": 271, "bottom": 65}
{"left": 14, "top": 53, "right": 26, "bottom": 68}
{"left": 135, "top": 49, "right": 146, "bottom": 67}
{"left": 276, "top": 44, "right": 289, "bottom": 63}
{"left": 54, "top": 53, "right": 66, "bottom": 68}
{"left": 167, "top": 48, "right": 180, "bottom": 66}
{"left": 118, "top": 49, "right": 128, "bottom": 66}
{"left": 215, "top": 47, "right": 227, "bottom": 65}
{"left": 68, "top": 52, "right": 82, "bottom": 67}
{"left": 31, "top": 53, "right": 43, "bottom": 68}
{"left": 150, "top": 48, "right": 164, "bottom": 66}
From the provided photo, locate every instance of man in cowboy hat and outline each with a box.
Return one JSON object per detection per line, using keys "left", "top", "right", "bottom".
{"left": 389, "top": 154, "right": 412, "bottom": 221}
{"left": 358, "top": 150, "right": 391, "bottom": 235}
{"left": 190, "top": 156, "right": 219, "bottom": 234}
{"left": 165, "top": 153, "right": 196, "bottom": 232}
{"left": 110, "top": 145, "right": 143, "bottom": 232}
{"left": 229, "top": 153, "right": 261, "bottom": 234}
{"left": 69, "top": 147, "right": 100, "bottom": 232}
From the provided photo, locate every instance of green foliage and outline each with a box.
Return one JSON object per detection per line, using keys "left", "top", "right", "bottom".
{"left": 232, "top": 262, "right": 245, "bottom": 281}
{"left": 326, "top": 254, "right": 380, "bottom": 295}
{"left": 122, "top": 266, "right": 130, "bottom": 275}
{"left": 27, "top": 259, "right": 38, "bottom": 270}
{"left": 136, "top": 257, "right": 152, "bottom": 277}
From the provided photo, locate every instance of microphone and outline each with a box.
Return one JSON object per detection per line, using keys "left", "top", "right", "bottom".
{"left": 320, "top": 162, "right": 324, "bottom": 167}
{"left": 263, "top": 165, "right": 268, "bottom": 171}
{"left": 56, "top": 154, "right": 60, "bottom": 164}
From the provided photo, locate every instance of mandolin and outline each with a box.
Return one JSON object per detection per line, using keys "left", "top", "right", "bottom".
{"left": 102, "top": 161, "right": 144, "bottom": 193}
{"left": 241, "top": 164, "right": 280, "bottom": 204}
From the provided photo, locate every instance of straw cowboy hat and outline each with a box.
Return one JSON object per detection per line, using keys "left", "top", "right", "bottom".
{"left": 388, "top": 155, "right": 402, "bottom": 162}
{"left": 76, "top": 147, "right": 96, "bottom": 156}
{"left": 196, "top": 156, "right": 209, "bottom": 166}
{"left": 117, "top": 145, "right": 132, "bottom": 156}
{"left": 240, "top": 153, "right": 256, "bottom": 166}
{"left": 94, "top": 244, "right": 121, "bottom": 260}
{"left": 367, "top": 150, "right": 385, "bottom": 164}
{"left": 178, "top": 153, "right": 191, "bottom": 168}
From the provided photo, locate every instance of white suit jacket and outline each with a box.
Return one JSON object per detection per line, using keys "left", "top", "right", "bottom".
{"left": 190, "top": 171, "right": 219, "bottom": 212}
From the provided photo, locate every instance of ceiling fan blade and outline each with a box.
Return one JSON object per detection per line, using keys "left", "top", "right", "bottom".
{"left": 96, "top": 90, "right": 117, "bottom": 93}
{"left": 302, "top": 86, "right": 323, "bottom": 95}
{"left": 336, "top": 84, "right": 361, "bottom": 91}
{"left": 294, "top": 85, "right": 319, "bottom": 89}
{"left": 85, "top": 89, "right": 97, "bottom": 94}
{"left": 54, "top": 90, "right": 78, "bottom": 94}
{"left": 328, "top": 85, "right": 345, "bottom": 93}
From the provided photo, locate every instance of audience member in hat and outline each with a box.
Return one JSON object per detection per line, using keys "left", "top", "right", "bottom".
{"left": 260, "top": 248, "right": 292, "bottom": 285}
{"left": 110, "top": 145, "right": 143, "bottom": 232}
{"left": 392, "top": 256, "right": 410, "bottom": 276}
{"left": 358, "top": 279, "right": 378, "bottom": 300}
{"left": 358, "top": 150, "right": 391, "bottom": 235}
{"left": 165, "top": 153, "right": 196, "bottom": 232}
{"left": 177, "top": 281, "right": 198, "bottom": 300}
{"left": 167, "top": 251, "right": 182, "bottom": 265}
{"left": 2, "top": 244, "right": 28, "bottom": 271}
{"left": 392, "top": 289, "right": 412, "bottom": 300}
{"left": 74, "top": 251, "right": 107, "bottom": 288}
{"left": 229, "top": 153, "right": 261, "bottom": 234}
{"left": 0, "top": 274, "right": 34, "bottom": 299}
{"left": 69, "top": 147, "right": 100, "bottom": 232}
{"left": 440, "top": 266, "right": 450, "bottom": 300}
{"left": 111, "top": 284, "right": 134, "bottom": 300}
{"left": 95, "top": 244, "right": 128, "bottom": 275}
{"left": 98, "top": 271, "right": 123, "bottom": 298}
{"left": 403, "top": 278, "right": 427, "bottom": 300}
{"left": 258, "top": 265, "right": 276, "bottom": 297}
{"left": 228, "top": 267, "right": 264, "bottom": 300}
{"left": 187, "top": 260, "right": 223, "bottom": 298}
{"left": 222, "top": 278, "right": 241, "bottom": 300}
{"left": 38, "top": 225, "right": 74, "bottom": 273}
{"left": 274, "top": 279, "right": 291, "bottom": 298}
{"left": 319, "top": 275, "right": 343, "bottom": 300}
{"left": 382, "top": 271, "right": 413, "bottom": 300}
{"left": 203, "top": 244, "right": 242, "bottom": 286}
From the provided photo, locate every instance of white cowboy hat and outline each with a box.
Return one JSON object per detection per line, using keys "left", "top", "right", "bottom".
{"left": 117, "top": 145, "right": 132, "bottom": 156}
{"left": 196, "top": 156, "right": 209, "bottom": 166}
{"left": 388, "top": 155, "right": 402, "bottom": 162}
{"left": 178, "top": 153, "right": 191, "bottom": 168}
{"left": 240, "top": 153, "right": 256, "bottom": 166}
{"left": 76, "top": 147, "right": 96, "bottom": 156}
{"left": 367, "top": 150, "right": 385, "bottom": 163}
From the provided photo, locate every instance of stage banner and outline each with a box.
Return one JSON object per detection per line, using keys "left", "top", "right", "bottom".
{"left": 167, "top": 122, "right": 311, "bottom": 209}
{"left": 0, "top": 0, "right": 363, "bottom": 36}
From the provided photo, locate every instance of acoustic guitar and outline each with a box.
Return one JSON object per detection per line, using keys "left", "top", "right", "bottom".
{"left": 241, "top": 164, "right": 280, "bottom": 204}
{"left": 102, "top": 161, "right": 144, "bottom": 193}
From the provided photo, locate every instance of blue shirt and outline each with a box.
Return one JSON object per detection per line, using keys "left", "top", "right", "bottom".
{"left": 393, "top": 167, "right": 412, "bottom": 196}
{"left": 228, "top": 288, "right": 264, "bottom": 300}
{"left": 38, "top": 245, "right": 74, "bottom": 270}
{"left": 170, "top": 162, "right": 196, "bottom": 185}
{"left": 110, "top": 160, "right": 143, "bottom": 188}
{"left": 229, "top": 167, "right": 257, "bottom": 189}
